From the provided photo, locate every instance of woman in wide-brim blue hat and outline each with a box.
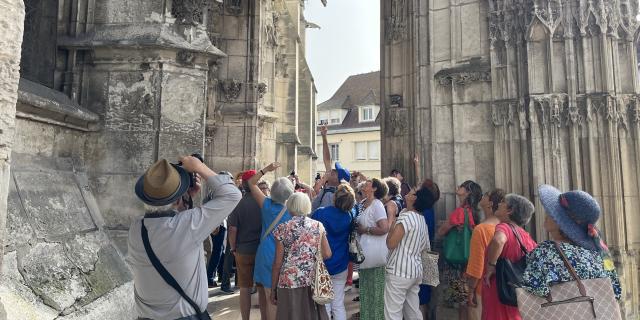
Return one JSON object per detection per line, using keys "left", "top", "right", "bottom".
{"left": 521, "top": 184, "right": 622, "bottom": 300}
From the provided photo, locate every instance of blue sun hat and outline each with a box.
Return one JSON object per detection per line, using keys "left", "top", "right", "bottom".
{"left": 538, "top": 184, "right": 606, "bottom": 251}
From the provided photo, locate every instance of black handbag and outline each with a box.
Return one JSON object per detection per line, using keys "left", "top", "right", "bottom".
{"left": 496, "top": 223, "right": 529, "bottom": 307}
{"left": 348, "top": 202, "right": 365, "bottom": 263}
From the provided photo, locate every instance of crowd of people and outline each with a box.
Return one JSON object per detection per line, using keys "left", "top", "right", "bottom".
{"left": 126, "top": 126, "right": 623, "bottom": 320}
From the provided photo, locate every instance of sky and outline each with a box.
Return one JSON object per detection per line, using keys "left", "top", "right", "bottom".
{"left": 304, "top": 0, "right": 380, "bottom": 103}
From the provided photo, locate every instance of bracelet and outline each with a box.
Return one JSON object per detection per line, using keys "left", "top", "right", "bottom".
{"left": 260, "top": 169, "right": 265, "bottom": 175}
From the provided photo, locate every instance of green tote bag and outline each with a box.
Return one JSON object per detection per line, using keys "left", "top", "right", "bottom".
{"left": 443, "top": 208, "right": 472, "bottom": 266}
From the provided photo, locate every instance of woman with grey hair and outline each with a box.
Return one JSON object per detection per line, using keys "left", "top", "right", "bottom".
{"left": 271, "top": 193, "right": 332, "bottom": 320}
{"left": 248, "top": 162, "right": 294, "bottom": 320}
{"left": 482, "top": 194, "right": 537, "bottom": 320}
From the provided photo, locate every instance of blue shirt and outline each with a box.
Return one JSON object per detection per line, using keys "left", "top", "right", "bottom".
{"left": 312, "top": 206, "right": 352, "bottom": 275}
{"left": 423, "top": 207, "right": 435, "bottom": 243}
{"left": 254, "top": 198, "right": 292, "bottom": 288}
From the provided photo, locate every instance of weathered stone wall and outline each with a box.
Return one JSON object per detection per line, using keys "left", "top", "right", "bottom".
{"left": 206, "top": 0, "right": 317, "bottom": 180}
{"left": 0, "top": 0, "right": 25, "bottom": 318}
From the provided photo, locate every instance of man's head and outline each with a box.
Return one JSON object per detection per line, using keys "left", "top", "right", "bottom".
{"left": 136, "top": 159, "right": 192, "bottom": 213}
{"left": 390, "top": 169, "right": 403, "bottom": 181}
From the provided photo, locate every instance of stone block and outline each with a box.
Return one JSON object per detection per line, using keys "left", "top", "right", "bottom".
{"left": 432, "top": 9, "right": 451, "bottom": 62}
{"left": 89, "top": 174, "right": 143, "bottom": 229}
{"left": 13, "top": 171, "right": 96, "bottom": 238}
{"left": 80, "top": 242, "right": 132, "bottom": 306}
{"left": 433, "top": 106, "right": 453, "bottom": 143}
{"left": 157, "top": 132, "right": 205, "bottom": 161}
{"left": 473, "top": 142, "right": 495, "bottom": 191}
{"left": 0, "top": 251, "right": 58, "bottom": 320}
{"left": 454, "top": 143, "right": 477, "bottom": 183}
{"left": 13, "top": 119, "right": 56, "bottom": 157}
{"left": 18, "top": 242, "right": 89, "bottom": 311}
{"left": 58, "top": 282, "right": 134, "bottom": 320}
{"left": 94, "top": 0, "right": 164, "bottom": 24}
{"left": 460, "top": 3, "right": 481, "bottom": 58}
{"left": 6, "top": 175, "right": 35, "bottom": 250}
{"left": 226, "top": 55, "right": 249, "bottom": 79}
{"left": 160, "top": 72, "right": 206, "bottom": 135}
{"left": 84, "top": 131, "right": 156, "bottom": 174}
{"left": 453, "top": 103, "right": 493, "bottom": 142}
{"left": 83, "top": 71, "right": 110, "bottom": 116}
{"left": 106, "top": 71, "right": 158, "bottom": 131}
{"left": 105, "top": 229, "right": 131, "bottom": 256}
{"left": 225, "top": 39, "right": 249, "bottom": 56}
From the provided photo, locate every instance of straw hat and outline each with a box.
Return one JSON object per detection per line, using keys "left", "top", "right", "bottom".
{"left": 135, "top": 159, "right": 191, "bottom": 206}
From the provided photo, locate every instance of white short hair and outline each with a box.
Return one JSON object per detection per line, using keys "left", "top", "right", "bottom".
{"left": 271, "top": 177, "right": 294, "bottom": 204}
{"left": 286, "top": 193, "right": 312, "bottom": 216}
{"left": 143, "top": 203, "right": 174, "bottom": 213}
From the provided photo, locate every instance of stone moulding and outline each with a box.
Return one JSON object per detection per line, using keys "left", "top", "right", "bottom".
{"left": 16, "top": 78, "right": 100, "bottom": 132}
{"left": 435, "top": 59, "right": 491, "bottom": 87}
{"left": 58, "top": 24, "right": 226, "bottom": 59}
{"left": 220, "top": 79, "right": 243, "bottom": 101}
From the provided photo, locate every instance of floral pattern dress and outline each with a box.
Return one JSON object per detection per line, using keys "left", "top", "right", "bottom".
{"left": 522, "top": 240, "right": 622, "bottom": 300}
{"left": 273, "top": 216, "right": 324, "bottom": 288}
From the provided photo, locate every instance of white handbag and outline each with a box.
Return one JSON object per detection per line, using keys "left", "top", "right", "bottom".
{"left": 358, "top": 233, "right": 388, "bottom": 269}
{"left": 421, "top": 250, "right": 440, "bottom": 287}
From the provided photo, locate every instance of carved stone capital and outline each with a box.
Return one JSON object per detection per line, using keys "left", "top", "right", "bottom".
{"left": 220, "top": 79, "right": 242, "bottom": 101}
{"left": 386, "top": 110, "right": 408, "bottom": 136}
{"left": 225, "top": 0, "right": 242, "bottom": 15}
{"left": 172, "top": 0, "right": 206, "bottom": 25}
{"left": 436, "top": 71, "right": 491, "bottom": 87}
{"left": 256, "top": 82, "right": 268, "bottom": 99}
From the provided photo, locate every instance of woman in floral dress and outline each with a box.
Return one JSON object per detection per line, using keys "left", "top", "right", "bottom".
{"left": 271, "top": 193, "right": 332, "bottom": 320}
{"left": 522, "top": 185, "right": 621, "bottom": 301}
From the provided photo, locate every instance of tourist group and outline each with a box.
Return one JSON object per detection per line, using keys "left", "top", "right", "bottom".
{"left": 126, "top": 125, "right": 623, "bottom": 320}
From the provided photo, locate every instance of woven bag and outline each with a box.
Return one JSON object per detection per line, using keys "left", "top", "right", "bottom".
{"left": 312, "top": 230, "right": 334, "bottom": 305}
{"left": 421, "top": 250, "right": 440, "bottom": 287}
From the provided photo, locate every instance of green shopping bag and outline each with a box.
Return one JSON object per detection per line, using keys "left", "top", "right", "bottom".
{"left": 443, "top": 208, "right": 472, "bottom": 265}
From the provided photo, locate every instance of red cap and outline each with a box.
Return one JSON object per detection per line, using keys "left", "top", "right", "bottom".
{"left": 241, "top": 170, "right": 257, "bottom": 181}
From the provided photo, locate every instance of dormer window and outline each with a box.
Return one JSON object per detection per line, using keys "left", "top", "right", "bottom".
{"left": 359, "top": 106, "right": 377, "bottom": 122}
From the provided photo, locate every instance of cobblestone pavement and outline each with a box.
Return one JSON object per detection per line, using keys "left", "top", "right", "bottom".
{"left": 207, "top": 282, "right": 361, "bottom": 320}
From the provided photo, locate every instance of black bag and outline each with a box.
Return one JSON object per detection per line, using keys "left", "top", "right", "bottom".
{"left": 141, "top": 219, "right": 211, "bottom": 320}
{"left": 495, "top": 223, "right": 529, "bottom": 307}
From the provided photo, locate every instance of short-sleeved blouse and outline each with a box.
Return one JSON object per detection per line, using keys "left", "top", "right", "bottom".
{"left": 522, "top": 240, "right": 622, "bottom": 300}
{"left": 273, "top": 216, "right": 324, "bottom": 288}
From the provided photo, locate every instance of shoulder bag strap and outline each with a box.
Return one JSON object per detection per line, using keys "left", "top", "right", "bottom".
{"left": 141, "top": 219, "right": 203, "bottom": 318}
{"left": 262, "top": 205, "right": 287, "bottom": 242}
{"left": 507, "top": 223, "right": 528, "bottom": 255}
{"left": 553, "top": 241, "right": 587, "bottom": 297}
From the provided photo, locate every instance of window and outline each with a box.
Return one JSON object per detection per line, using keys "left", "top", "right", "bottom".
{"left": 359, "top": 106, "right": 377, "bottom": 122}
{"left": 368, "top": 141, "right": 380, "bottom": 160}
{"left": 329, "top": 110, "right": 342, "bottom": 125}
{"left": 330, "top": 144, "right": 340, "bottom": 161}
{"left": 355, "top": 142, "right": 367, "bottom": 160}
{"left": 318, "top": 111, "right": 328, "bottom": 125}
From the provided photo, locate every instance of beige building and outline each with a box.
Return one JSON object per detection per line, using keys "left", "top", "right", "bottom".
{"left": 316, "top": 71, "right": 381, "bottom": 178}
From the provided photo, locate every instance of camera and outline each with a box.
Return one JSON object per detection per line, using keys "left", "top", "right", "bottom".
{"left": 176, "top": 153, "right": 204, "bottom": 188}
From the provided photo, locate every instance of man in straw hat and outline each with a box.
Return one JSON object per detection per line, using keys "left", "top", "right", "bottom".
{"left": 126, "top": 155, "right": 242, "bottom": 320}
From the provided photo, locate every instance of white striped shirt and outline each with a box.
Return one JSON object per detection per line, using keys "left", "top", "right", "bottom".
{"left": 386, "top": 210, "right": 429, "bottom": 279}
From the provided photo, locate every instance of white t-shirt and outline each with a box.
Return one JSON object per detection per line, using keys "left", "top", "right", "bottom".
{"left": 357, "top": 199, "right": 386, "bottom": 228}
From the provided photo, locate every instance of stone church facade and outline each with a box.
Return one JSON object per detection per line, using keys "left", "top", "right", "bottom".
{"left": 0, "top": 0, "right": 317, "bottom": 318}
{"left": 381, "top": 0, "right": 640, "bottom": 317}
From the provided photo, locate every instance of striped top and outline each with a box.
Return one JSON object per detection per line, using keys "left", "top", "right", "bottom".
{"left": 386, "top": 209, "right": 429, "bottom": 279}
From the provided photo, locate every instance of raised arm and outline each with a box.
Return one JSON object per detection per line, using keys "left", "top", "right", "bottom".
{"left": 249, "top": 162, "right": 281, "bottom": 208}
{"left": 320, "top": 125, "right": 331, "bottom": 172}
{"left": 413, "top": 153, "right": 421, "bottom": 184}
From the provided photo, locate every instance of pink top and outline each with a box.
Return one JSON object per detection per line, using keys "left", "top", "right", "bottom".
{"left": 448, "top": 205, "right": 476, "bottom": 228}
{"left": 481, "top": 223, "right": 537, "bottom": 320}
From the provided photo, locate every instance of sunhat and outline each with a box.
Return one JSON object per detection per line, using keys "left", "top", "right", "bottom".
{"left": 135, "top": 159, "right": 191, "bottom": 206}
{"left": 538, "top": 184, "right": 601, "bottom": 251}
